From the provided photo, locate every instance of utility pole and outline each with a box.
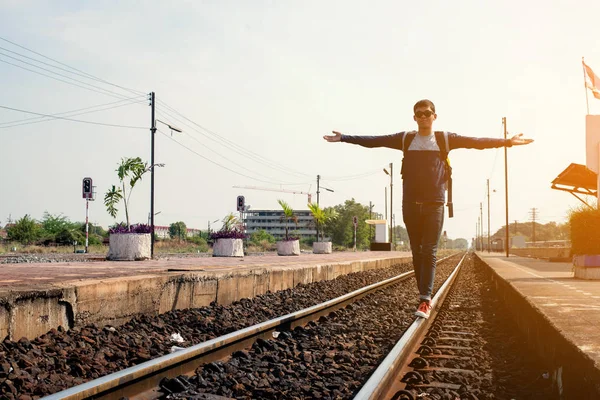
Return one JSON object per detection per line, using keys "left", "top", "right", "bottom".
{"left": 384, "top": 187, "right": 388, "bottom": 221}
{"left": 150, "top": 92, "right": 156, "bottom": 259}
{"left": 514, "top": 220, "right": 518, "bottom": 234}
{"left": 476, "top": 216, "right": 481, "bottom": 251}
{"left": 530, "top": 208, "right": 538, "bottom": 244}
{"left": 317, "top": 174, "right": 320, "bottom": 205}
{"left": 503, "top": 117, "right": 509, "bottom": 257}
{"left": 390, "top": 163, "right": 394, "bottom": 249}
{"left": 369, "top": 201, "right": 373, "bottom": 241}
{"left": 480, "top": 202, "right": 483, "bottom": 251}
{"left": 487, "top": 179, "right": 490, "bottom": 253}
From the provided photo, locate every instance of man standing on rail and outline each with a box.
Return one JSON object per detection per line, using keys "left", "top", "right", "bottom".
{"left": 324, "top": 99, "right": 533, "bottom": 318}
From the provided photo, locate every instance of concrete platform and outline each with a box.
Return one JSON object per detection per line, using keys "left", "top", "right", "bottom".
{"left": 476, "top": 252, "right": 600, "bottom": 399}
{"left": 0, "top": 252, "right": 411, "bottom": 341}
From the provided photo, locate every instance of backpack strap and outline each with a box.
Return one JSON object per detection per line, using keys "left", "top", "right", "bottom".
{"left": 434, "top": 131, "right": 454, "bottom": 218}
{"left": 401, "top": 131, "right": 416, "bottom": 152}
{"left": 400, "top": 131, "right": 416, "bottom": 178}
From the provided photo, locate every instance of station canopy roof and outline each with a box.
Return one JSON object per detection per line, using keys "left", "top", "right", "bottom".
{"left": 551, "top": 163, "right": 597, "bottom": 207}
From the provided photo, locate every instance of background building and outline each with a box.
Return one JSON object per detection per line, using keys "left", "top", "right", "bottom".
{"left": 244, "top": 210, "right": 316, "bottom": 239}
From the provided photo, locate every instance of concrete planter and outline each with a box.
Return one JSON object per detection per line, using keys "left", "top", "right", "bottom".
{"left": 573, "top": 255, "right": 600, "bottom": 279}
{"left": 213, "top": 238, "right": 244, "bottom": 257}
{"left": 277, "top": 240, "right": 300, "bottom": 256}
{"left": 107, "top": 233, "right": 151, "bottom": 261}
{"left": 313, "top": 241, "right": 332, "bottom": 254}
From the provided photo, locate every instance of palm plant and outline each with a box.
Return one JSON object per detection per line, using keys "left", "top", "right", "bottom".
{"left": 278, "top": 199, "right": 298, "bottom": 241}
{"left": 210, "top": 213, "right": 246, "bottom": 240}
{"left": 104, "top": 157, "right": 149, "bottom": 229}
{"left": 308, "top": 203, "right": 338, "bottom": 242}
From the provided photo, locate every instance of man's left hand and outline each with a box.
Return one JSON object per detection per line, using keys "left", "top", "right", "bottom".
{"left": 510, "top": 133, "right": 534, "bottom": 146}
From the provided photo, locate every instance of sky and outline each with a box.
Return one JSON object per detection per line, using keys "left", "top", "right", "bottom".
{"left": 1, "top": 0, "right": 600, "bottom": 242}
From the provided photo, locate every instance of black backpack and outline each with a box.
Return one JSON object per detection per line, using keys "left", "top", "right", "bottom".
{"left": 401, "top": 131, "right": 454, "bottom": 218}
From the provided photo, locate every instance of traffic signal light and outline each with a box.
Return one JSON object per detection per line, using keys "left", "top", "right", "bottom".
{"left": 82, "top": 177, "right": 93, "bottom": 199}
{"left": 237, "top": 195, "right": 245, "bottom": 212}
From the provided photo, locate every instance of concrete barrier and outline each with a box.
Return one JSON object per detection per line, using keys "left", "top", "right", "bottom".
{"left": 2, "top": 256, "right": 411, "bottom": 340}
{"left": 510, "top": 247, "right": 570, "bottom": 260}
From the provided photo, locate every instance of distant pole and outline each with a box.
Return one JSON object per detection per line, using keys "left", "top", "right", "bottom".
{"left": 317, "top": 174, "right": 320, "bottom": 205}
{"left": 477, "top": 216, "right": 483, "bottom": 251}
{"left": 487, "top": 179, "right": 490, "bottom": 253}
{"left": 503, "top": 117, "right": 509, "bottom": 257}
{"left": 85, "top": 199, "right": 89, "bottom": 253}
{"left": 480, "top": 202, "right": 483, "bottom": 251}
{"left": 369, "top": 201, "right": 373, "bottom": 241}
{"left": 150, "top": 91, "right": 156, "bottom": 259}
{"left": 384, "top": 187, "right": 388, "bottom": 220}
{"left": 390, "top": 163, "right": 394, "bottom": 250}
{"left": 583, "top": 57, "right": 590, "bottom": 115}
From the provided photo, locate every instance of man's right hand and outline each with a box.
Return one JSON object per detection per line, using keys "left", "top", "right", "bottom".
{"left": 323, "top": 131, "right": 342, "bottom": 142}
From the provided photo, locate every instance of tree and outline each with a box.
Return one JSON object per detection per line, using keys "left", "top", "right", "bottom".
{"left": 55, "top": 226, "right": 85, "bottom": 245}
{"left": 327, "top": 199, "right": 372, "bottom": 250}
{"left": 41, "top": 212, "right": 71, "bottom": 236}
{"left": 277, "top": 199, "right": 298, "bottom": 240}
{"left": 104, "top": 157, "right": 149, "bottom": 228}
{"left": 249, "top": 229, "right": 276, "bottom": 245}
{"left": 169, "top": 221, "right": 187, "bottom": 240}
{"left": 7, "top": 215, "right": 42, "bottom": 245}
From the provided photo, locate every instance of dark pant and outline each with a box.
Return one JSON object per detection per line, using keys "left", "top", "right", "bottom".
{"left": 402, "top": 202, "right": 445, "bottom": 302}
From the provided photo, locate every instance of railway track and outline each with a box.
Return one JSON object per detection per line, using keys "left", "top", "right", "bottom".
{"left": 41, "top": 255, "right": 447, "bottom": 400}
{"left": 40, "top": 253, "right": 555, "bottom": 399}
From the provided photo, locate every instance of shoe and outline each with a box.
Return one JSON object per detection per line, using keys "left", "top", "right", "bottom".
{"left": 415, "top": 301, "right": 431, "bottom": 319}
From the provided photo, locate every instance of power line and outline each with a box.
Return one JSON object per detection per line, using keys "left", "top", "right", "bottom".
{"left": 0, "top": 96, "right": 146, "bottom": 128}
{"left": 0, "top": 35, "right": 145, "bottom": 96}
{"left": 0, "top": 56, "right": 133, "bottom": 100}
{"left": 157, "top": 129, "right": 302, "bottom": 184}
{"left": 0, "top": 104, "right": 147, "bottom": 129}
{"left": 157, "top": 100, "right": 314, "bottom": 178}
{"left": 156, "top": 110, "right": 302, "bottom": 185}
{"left": 321, "top": 169, "right": 381, "bottom": 181}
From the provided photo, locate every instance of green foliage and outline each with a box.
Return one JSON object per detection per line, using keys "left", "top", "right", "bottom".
{"left": 41, "top": 212, "right": 71, "bottom": 235}
{"left": 55, "top": 226, "right": 85, "bottom": 245}
{"left": 277, "top": 199, "right": 298, "bottom": 240}
{"left": 104, "top": 185, "right": 123, "bottom": 220}
{"left": 308, "top": 203, "right": 338, "bottom": 242}
{"left": 186, "top": 236, "right": 209, "bottom": 252}
{"left": 326, "top": 199, "right": 372, "bottom": 250}
{"left": 7, "top": 215, "right": 42, "bottom": 245}
{"left": 169, "top": 221, "right": 187, "bottom": 240}
{"left": 492, "top": 219, "right": 570, "bottom": 242}
{"left": 104, "top": 157, "right": 149, "bottom": 227}
{"left": 220, "top": 213, "right": 242, "bottom": 232}
{"left": 249, "top": 230, "right": 276, "bottom": 245}
{"left": 569, "top": 206, "right": 600, "bottom": 254}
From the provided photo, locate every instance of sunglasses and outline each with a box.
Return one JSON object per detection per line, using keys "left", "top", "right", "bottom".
{"left": 415, "top": 110, "right": 434, "bottom": 118}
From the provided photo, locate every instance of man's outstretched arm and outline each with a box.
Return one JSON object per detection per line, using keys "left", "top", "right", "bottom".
{"left": 323, "top": 131, "right": 404, "bottom": 150}
{"left": 449, "top": 132, "right": 534, "bottom": 150}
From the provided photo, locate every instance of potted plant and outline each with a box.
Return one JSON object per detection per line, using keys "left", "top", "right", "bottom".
{"left": 106, "top": 223, "right": 152, "bottom": 260}
{"left": 308, "top": 203, "right": 337, "bottom": 254}
{"left": 104, "top": 157, "right": 152, "bottom": 260}
{"left": 570, "top": 205, "right": 600, "bottom": 279}
{"left": 276, "top": 199, "right": 300, "bottom": 256}
{"left": 210, "top": 213, "right": 245, "bottom": 257}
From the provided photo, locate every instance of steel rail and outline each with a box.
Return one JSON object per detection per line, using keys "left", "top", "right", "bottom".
{"left": 41, "top": 265, "right": 423, "bottom": 400}
{"left": 353, "top": 252, "right": 468, "bottom": 400}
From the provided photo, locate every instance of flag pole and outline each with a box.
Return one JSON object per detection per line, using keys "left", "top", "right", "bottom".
{"left": 583, "top": 57, "right": 590, "bottom": 115}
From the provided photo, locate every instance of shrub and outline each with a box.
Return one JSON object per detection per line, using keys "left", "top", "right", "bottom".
{"left": 569, "top": 206, "right": 600, "bottom": 255}
{"left": 108, "top": 223, "right": 153, "bottom": 234}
